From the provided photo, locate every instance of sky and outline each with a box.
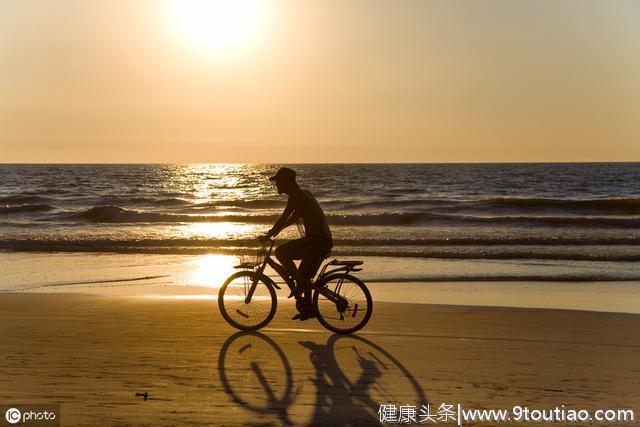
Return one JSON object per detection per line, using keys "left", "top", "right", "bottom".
{"left": 1, "top": 0, "right": 639, "bottom": 163}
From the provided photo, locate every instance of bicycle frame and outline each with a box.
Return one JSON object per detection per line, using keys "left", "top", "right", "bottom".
{"left": 242, "top": 239, "right": 362, "bottom": 307}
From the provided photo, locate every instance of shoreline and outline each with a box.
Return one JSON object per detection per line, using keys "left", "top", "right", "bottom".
{"left": 2, "top": 251, "right": 640, "bottom": 315}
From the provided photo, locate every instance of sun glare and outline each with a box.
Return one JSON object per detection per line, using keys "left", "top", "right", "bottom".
{"left": 188, "top": 254, "right": 237, "bottom": 288}
{"left": 168, "top": 0, "right": 269, "bottom": 55}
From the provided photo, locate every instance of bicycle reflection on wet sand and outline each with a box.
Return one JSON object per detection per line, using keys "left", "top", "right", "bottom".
{"left": 218, "top": 332, "right": 428, "bottom": 425}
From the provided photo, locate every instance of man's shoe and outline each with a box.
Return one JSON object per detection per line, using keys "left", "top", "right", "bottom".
{"left": 298, "top": 310, "right": 317, "bottom": 321}
{"left": 291, "top": 306, "right": 317, "bottom": 321}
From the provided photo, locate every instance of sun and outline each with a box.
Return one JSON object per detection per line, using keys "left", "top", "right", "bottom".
{"left": 168, "top": 0, "right": 269, "bottom": 55}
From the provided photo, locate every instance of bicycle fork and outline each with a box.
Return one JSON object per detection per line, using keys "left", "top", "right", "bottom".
{"left": 244, "top": 279, "right": 258, "bottom": 304}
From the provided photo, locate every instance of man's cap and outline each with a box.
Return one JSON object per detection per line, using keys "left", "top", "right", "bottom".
{"left": 269, "top": 167, "right": 296, "bottom": 182}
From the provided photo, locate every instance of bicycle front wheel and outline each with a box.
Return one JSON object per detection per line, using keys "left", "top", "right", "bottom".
{"left": 313, "top": 274, "right": 372, "bottom": 334}
{"left": 218, "top": 271, "right": 277, "bottom": 331}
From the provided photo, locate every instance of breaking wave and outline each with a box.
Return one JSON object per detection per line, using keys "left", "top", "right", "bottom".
{"left": 0, "top": 204, "right": 55, "bottom": 214}
{"left": 69, "top": 205, "right": 640, "bottom": 228}
{"left": 2, "top": 236, "right": 640, "bottom": 261}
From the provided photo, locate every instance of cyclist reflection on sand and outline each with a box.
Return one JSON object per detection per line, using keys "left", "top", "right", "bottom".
{"left": 218, "top": 332, "right": 428, "bottom": 425}
{"left": 299, "top": 340, "right": 381, "bottom": 423}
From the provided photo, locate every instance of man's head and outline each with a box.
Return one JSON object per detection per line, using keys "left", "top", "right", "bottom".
{"left": 269, "top": 167, "right": 297, "bottom": 194}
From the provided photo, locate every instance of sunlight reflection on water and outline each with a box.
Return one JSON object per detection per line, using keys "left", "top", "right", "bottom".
{"left": 176, "top": 222, "right": 256, "bottom": 240}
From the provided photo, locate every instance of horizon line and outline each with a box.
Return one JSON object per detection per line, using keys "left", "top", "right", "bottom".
{"left": 3, "top": 160, "right": 640, "bottom": 165}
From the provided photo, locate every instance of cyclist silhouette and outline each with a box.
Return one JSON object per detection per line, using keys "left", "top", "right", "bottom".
{"left": 260, "top": 167, "right": 333, "bottom": 321}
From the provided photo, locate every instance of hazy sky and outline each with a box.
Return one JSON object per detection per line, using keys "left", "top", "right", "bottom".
{"left": 1, "top": 0, "right": 639, "bottom": 163}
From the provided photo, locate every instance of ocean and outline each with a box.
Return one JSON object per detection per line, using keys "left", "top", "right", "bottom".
{"left": 2, "top": 163, "right": 640, "bottom": 283}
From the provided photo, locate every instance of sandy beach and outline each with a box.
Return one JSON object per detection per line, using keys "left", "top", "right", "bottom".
{"left": 1, "top": 292, "right": 639, "bottom": 426}
{"left": 4, "top": 0, "right": 640, "bottom": 423}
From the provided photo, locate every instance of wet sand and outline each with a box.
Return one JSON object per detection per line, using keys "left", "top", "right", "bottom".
{"left": 4, "top": 252, "right": 640, "bottom": 315}
{"left": 1, "top": 293, "right": 639, "bottom": 425}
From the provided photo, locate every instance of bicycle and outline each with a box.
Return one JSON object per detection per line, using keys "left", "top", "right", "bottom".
{"left": 218, "top": 238, "right": 372, "bottom": 334}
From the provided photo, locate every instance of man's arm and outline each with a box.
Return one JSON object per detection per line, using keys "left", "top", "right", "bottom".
{"left": 266, "top": 198, "right": 298, "bottom": 238}
{"left": 280, "top": 211, "right": 300, "bottom": 231}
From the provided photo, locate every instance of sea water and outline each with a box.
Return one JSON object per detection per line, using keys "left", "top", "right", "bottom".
{"left": 2, "top": 163, "right": 640, "bottom": 284}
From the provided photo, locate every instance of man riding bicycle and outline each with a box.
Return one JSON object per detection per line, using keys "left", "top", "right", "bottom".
{"left": 259, "top": 167, "right": 333, "bottom": 321}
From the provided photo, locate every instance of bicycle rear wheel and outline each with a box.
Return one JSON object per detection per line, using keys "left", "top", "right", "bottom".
{"left": 313, "top": 274, "right": 372, "bottom": 334}
{"left": 218, "top": 271, "right": 277, "bottom": 331}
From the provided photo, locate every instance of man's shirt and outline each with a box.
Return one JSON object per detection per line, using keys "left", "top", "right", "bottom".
{"left": 286, "top": 189, "right": 332, "bottom": 240}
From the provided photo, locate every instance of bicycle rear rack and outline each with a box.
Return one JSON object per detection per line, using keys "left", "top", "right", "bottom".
{"left": 317, "top": 259, "right": 363, "bottom": 279}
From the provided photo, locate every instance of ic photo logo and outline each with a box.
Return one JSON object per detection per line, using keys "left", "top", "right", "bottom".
{"left": 5, "top": 408, "right": 20, "bottom": 424}
{"left": 2, "top": 405, "right": 59, "bottom": 426}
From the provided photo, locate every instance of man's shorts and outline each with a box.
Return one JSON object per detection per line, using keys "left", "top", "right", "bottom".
{"left": 275, "top": 235, "right": 333, "bottom": 279}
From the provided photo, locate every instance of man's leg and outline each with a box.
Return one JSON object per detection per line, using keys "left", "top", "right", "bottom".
{"left": 274, "top": 240, "right": 305, "bottom": 295}
{"left": 296, "top": 240, "right": 331, "bottom": 318}
{"left": 276, "top": 237, "right": 330, "bottom": 320}
{"left": 296, "top": 268, "right": 313, "bottom": 308}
